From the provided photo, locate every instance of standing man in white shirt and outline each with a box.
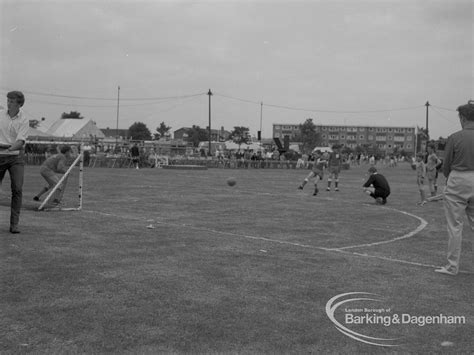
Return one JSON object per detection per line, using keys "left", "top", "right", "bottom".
{"left": 435, "top": 100, "right": 474, "bottom": 276}
{"left": 0, "top": 91, "right": 30, "bottom": 234}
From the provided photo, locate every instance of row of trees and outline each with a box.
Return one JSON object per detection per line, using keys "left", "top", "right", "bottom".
{"left": 128, "top": 121, "right": 253, "bottom": 150}
{"left": 127, "top": 121, "right": 171, "bottom": 141}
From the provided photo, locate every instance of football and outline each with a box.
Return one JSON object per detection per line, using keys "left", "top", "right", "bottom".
{"left": 226, "top": 177, "right": 236, "bottom": 187}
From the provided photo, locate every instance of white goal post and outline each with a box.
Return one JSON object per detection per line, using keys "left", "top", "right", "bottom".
{"left": 37, "top": 152, "right": 84, "bottom": 211}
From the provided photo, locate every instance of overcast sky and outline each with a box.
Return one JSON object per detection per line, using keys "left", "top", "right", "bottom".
{"left": 1, "top": 0, "right": 472, "bottom": 139}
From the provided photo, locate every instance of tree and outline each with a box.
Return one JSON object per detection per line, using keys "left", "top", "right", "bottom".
{"left": 229, "top": 126, "right": 250, "bottom": 151}
{"left": 154, "top": 121, "right": 172, "bottom": 140}
{"left": 354, "top": 145, "right": 364, "bottom": 155}
{"left": 296, "top": 118, "right": 321, "bottom": 154}
{"left": 186, "top": 125, "right": 209, "bottom": 147}
{"left": 370, "top": 144, "right": 383, "bottom": 159}
{"left": 358, "top": 143, "right": 380, "bottom": 157}
{"left": 61, "top": 111, "right": 83, "bottom": 119}
{"left": 341, "top": 145, "right": 353, "bottom": 156}
{"left": 392, "top": 145, "right": 400, "bottom": 156}
{"left": 129, "top": 122, "right": 152, "bottom": 140}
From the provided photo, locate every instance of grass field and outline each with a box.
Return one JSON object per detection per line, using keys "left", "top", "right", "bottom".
{"left": 1, "top": 162, "right": 473, "bottom": 354}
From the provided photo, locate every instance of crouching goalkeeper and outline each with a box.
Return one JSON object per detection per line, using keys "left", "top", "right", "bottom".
{"left": 363, "top": 166, "right": 391, "bottom": 205}
{"left": 34, "top": 145, "right": 72, "bottom": 205}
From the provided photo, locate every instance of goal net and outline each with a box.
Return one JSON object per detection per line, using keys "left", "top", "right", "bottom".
{"left": 37, "top": 151, "right": 84, "bottom": 211}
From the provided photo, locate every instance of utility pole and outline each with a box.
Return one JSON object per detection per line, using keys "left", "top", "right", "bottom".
{"left": 425, "top": 101, "right": 430, "bottom": 159}
{"left": 208, "top": 89, "right": 213, "bottom": 156}
{"left": 414, "top": 126, "right": 418, "bottom": 156}
{"left": 425, "top": 101, "right": 430, "bottom": 141}
{"left": 115, "top": 86, "right": 120, "bottom": 150}
{"left": 259, "top": 101, "right": 263, "bottom": 141}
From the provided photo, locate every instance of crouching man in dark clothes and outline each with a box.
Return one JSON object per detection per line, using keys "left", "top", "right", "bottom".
{"left": 363, "top": 166, "right": 391, "bottom": 205}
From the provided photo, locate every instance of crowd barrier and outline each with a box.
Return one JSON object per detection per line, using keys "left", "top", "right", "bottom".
{"left": 24, "top": 154, "right": 351, "bottom": 170}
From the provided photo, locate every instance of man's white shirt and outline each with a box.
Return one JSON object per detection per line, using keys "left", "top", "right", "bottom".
{"left": 0, "top": 108, "right": 29, "bottom": 156}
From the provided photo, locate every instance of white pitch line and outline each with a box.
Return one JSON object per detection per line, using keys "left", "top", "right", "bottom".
{"left": 332, "top": 249, "right": 474, "bottom": 274}
{"left": 153, "top": 220, "right": 333, "bottom": 251}
{"left": 83, "top": 209, "right": 332, "bottom": 251}
{"left": 82, "top": 207, "right": 449, "bottom": 271}
{"left": 334, "top": 249, "right": 438, "bottom": 268}
{"left": 329, "top": 206, "right": 428, "bottom": 251}
{"left": 84, "top": 206, "right": 425, "bottom": 253}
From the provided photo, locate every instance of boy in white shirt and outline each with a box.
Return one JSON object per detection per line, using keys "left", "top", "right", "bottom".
{"left": 0, "top": 91, "right": 29, "bottom": 234}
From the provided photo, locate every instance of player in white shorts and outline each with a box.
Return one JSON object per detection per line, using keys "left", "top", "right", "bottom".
{"left": 298, "top": 150, "right": 328, "bottom": 196}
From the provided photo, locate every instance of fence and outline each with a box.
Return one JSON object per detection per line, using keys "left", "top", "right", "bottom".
{"left": 25, "top": 154, "right": 351, "bottom": 170}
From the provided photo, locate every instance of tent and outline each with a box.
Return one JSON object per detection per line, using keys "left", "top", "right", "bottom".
{"left": 27, "top": 127, "right": 54, "bottom": 139}
{"left": 46, "top": 118, "right": 105, "bottom": 140}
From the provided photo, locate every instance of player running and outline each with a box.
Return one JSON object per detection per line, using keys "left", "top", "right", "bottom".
{"left": 298, "top": 150, "right": 328, "bottom": 196}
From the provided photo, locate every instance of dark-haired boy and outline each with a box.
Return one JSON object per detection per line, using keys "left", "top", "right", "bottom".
{"left": 0, "top": 91, "right": 29, "bottom": 233}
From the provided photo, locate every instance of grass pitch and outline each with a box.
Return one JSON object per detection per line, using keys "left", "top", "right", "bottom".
{"left": 1, "top": 162, "right": 473, "bottom": 353}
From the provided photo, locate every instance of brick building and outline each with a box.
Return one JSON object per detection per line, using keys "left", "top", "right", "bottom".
{"left": 273, "top": 123, "right": 416, "bottom": 154}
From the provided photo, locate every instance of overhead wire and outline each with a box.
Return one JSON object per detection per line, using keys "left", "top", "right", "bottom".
{"left": 152, "top": 94, "right": 203, "bottom": 114}
{"left": 263, "top": 102, "right": 423, "bottom": 114}
{"left": 214, "top": 93, "right": 261, "bottom": 105}
{"left": 21, "top": 95, "right": 201, "bottom": 108}
{"left": 430, "top": 104, "right": 455, "bottom": 112}
{"left": 214, "top": 92, "right": 423, "bottom": 114}
{"left": 1, "top": 87, "right": 430, "bottom": 113}
{"left": 0, "top": 87, "right": 206, "bottom": 101}
{"left": 430, "top": 105, "right": 457, "bottom": 123}
{"left": 0, "top": 87, "right": 456, "bottom": 129}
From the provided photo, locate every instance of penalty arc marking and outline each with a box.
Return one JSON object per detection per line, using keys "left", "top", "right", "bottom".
{"left": 327, "top": 205, "right": 428, "bottom": 251}
{"left": 83, "top": 203, "right": 437, "bottom": 270}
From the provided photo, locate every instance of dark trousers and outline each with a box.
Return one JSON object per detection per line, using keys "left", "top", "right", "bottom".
{"left": 0, "top": 155, "right": 25, "bottom": 227}
{"left": 371, "top": 188, "right": 390, "bottom": 201}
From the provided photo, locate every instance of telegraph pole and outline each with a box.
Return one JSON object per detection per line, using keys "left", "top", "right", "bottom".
{"left": 425, "top": 101, "right": 430, "bottom": 141}
{"left": 115, "top": 86, "right": 120, "bottom": 149}
{"left": 424, "top": 101, "right": 430, "bottom": 159}
{"left": 208, "top": 89, "right": 213, "bottom": 156}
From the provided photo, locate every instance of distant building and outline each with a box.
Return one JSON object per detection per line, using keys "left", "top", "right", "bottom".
{"left": 173, "top": 127, "right": 192, "bottom": 140}
{"left": 273, "top": 123, "right": 416, "bottom": 154}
